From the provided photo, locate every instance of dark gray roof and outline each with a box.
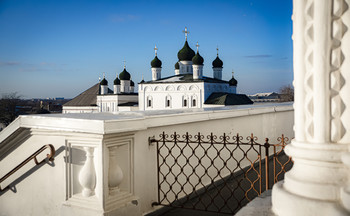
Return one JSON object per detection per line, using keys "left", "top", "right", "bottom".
{"left": 64, "top": 83, "right": 100, "bottom": 107}
{"left": 141, "top": 74, "right": 229, "bottom": 84}
{"left": 64, "top": 83, "right": 113, "bottom": 107}
{"left": 204, "top": 92, "right": 253, "bottom": 105}
{"left": 118, "top": 102, "right": 138, "bottom": 106}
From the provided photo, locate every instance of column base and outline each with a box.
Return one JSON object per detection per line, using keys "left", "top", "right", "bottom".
{"left": 272, "top": 182, "right": 348, "bottom": 216}
{"left": 341, "top": 187, "right": 350, "bottom": 212}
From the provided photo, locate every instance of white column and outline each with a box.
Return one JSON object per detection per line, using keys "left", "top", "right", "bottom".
{"left": 120, "top": 80, "right": 130, "bottom": 93}
{"left": 152, "top": 67, "right": 161, "bottom": 81}
{"left": 108, "top": 146, "right": 124, "bottom": 195}
{"left": 272, "top": 1, "right": 350, "bottom": 215}
{"left": 213, "top": 68, "right": 222, "bottom": 80}
{"left": 101, "top": 85, "right": 108, "bottom": 95}
{"left": 192, "top": 65, "right": 203, "bottom": 79}
{"left": 113, "top": 85, "right": 120, "bottom": 94}
{"left": 179, "top": 61, "right": 193, "bottom": 74}
{"left": 78, "top": 147, "right": 96, "bottom": 197}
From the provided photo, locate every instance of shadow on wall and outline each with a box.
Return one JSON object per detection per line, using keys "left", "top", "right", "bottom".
{"left": 0, "top": 145, "right": 65, "bottom": 196}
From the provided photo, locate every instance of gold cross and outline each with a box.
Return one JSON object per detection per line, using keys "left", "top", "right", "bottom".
{"left": 182, "top": 27, "right": 189, "bottom": 41}
{"left": 123, "top": 60, "right": 126, "bottom": 69}
{"left": 196, "top": 42, "right": 199, "bottom": 52}
{"left": 154, "top": 45, "right": 158, "bottom": 56}
{"left": 216, "top": 46, "right": 219, "bottom": 56}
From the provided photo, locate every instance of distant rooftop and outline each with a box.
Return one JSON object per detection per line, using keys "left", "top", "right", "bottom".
{"left": 205, "top": 92, "right": 253, "bottom": 105}
{"left": 64, "top": 83, "right": 137, "bottom": 107}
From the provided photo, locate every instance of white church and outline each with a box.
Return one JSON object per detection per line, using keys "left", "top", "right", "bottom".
{"left": 139, "top": 28, "right": 252, "bottom": 111}
{"left": 62, "top": 65, "right": 138, "bottom": 113}
{"left": 63, "top": 28, "right": 252, "bottom": 113}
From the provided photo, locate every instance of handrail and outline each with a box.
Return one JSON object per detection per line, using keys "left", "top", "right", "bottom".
{"left": 0, "top": 144, "right": 55, "bottom": 192}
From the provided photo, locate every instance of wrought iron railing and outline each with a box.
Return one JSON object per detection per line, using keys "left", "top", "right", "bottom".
{"left": 149, "top": 132, "right": 292, "bottom": 215}
{"left": 0, "top": 144, "right": 55, "bottom": 192}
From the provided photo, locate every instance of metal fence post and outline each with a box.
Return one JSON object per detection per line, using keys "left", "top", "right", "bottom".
{"left": 264, "top": 138, "right": 270, "bottom": 191}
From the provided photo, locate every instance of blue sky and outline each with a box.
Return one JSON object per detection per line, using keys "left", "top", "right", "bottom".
{"left": 0, "top": 0, "right": 293, "bottom": 99}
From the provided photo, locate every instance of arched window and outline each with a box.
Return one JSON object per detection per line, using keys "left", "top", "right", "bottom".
{"left": 183, "top": 95, "right": 188, "bottom": 107}
{"left": 147, "top": 96, "right": 153, "bottom": 108}
{"left": 191, "top": 95, "right": 197, "bottom": 107}
{"left": 165, "top": 95, "right": 172, "bottom": 108}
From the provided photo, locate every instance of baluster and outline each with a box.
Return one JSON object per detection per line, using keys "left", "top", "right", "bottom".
{"left": 79, "top": 147, "right": 96, "bottom": 197}
{"left": 108, "top": 146, "right": 124, "bottom": 195}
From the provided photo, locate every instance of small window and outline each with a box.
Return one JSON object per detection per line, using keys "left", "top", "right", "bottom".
{"left": 183, "top": 99, "right": 187, "bottom": 107}
{"left": 192, "top": 99, "right": 196, "bottom": 107}
{"left": 148, "top": 99, "right": 152, "bottom": 107}
{"left": 165, "top": 96, "right": 171, "bottom": 108}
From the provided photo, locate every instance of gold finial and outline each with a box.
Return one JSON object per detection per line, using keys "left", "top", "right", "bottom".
{"left": 103, "top": 72, "right": 105, "bottom": 78}
{"left": 154, "top": 45, "right": 158, "bottom": 56}
{"left": 232, "top": 69, "right": 234, "bottom": 77}
{"left": 196, "top": 42, "right": 199, "bottom": 53}
{"left": 182, "top": 27, "right": 189, "bottom": 41}
{"left": 123, "top": 60, "right": 126, "bottom": 69}
{"left": 216, "top": 46, "right": 219, "bottom": 56}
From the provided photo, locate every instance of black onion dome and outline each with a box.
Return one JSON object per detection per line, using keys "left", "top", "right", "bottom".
{"left": 175, "top": 62, "right": 179, "bottom": 69}
{"left": 130, "top": 80, "right": 135, "bottom": 86}
{"left": 192, "top": 52, "right": 204, "bottom": 65}
{"left": 119, "top": 68, "right": 131, "bottom": 80}
{"left": 212, "top": 56, "right": 223, "bottom": 68}
{"left": 140, "top": 79, "right": 145, "bottom": 83}
{"left": 177, "top": 41, "right": 195, "bottom": 61}
{"left": 229, "top": 77, "right": 238, "bottom": 86}
{"left": 114, "top": 77, "right": 120, "bottom": 85}
{"left": 100, "top": 78, "right": 108, "bottom": 85}
{"left": 151, "top": 56, "right": 162, "bottom": 68}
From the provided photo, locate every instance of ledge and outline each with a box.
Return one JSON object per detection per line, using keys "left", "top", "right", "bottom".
{"left": 0, "top": 102, "right": 293, "bottom": 144}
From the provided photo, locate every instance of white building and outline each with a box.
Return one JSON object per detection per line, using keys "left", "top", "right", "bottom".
{"left": 138, "top": 28, "right": 252, "bottom": 111}
{"left": 63, "top": 68, "right": 138, "bottom": 113}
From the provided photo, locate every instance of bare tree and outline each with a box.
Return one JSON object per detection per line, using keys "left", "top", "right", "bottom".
{"left": 0, "top": 92, "right": 21, "bottom": 126}
{"left": 279, "top": 84, "right": 294, "bottom": 102}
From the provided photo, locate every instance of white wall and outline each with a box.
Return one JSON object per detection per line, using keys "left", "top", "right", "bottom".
{"left": 97, "top": 95, "right": 138, "bottom": 113}
{"left": 63, "top": 106, "right": 99, "bottom": 114}
{"left": 97, "top": 95, "right": 119, "bottom": 112}
{"left": 139, "top": 83, "right": 204, "bottom": 110}
{"left": 0, "top": 104, "right": 294, "bottom": 216}
{"left": 0, "top": 132, "right": 67, "bottom": 216}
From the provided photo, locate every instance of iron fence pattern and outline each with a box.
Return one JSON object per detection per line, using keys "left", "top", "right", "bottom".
{"left": 150, "top": 132, "right": 292, "bottom": 215}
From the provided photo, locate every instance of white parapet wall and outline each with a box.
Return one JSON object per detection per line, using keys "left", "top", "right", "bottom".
{"left": 0, "top": 103, "right": 293, "bottom": 216}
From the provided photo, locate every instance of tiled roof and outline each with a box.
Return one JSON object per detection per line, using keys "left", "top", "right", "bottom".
{"left": 204, "top": 92, "right": 253, "bottom": 105}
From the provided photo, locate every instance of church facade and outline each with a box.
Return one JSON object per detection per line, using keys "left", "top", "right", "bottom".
{"left": 64, "top": 28, "right": 252, "bottom": 113}
{"left": 62, "top": 67, "right": 138, "bottom": 113}
{"left": 138, "top": 28, "right": 251, "bottom": 111}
